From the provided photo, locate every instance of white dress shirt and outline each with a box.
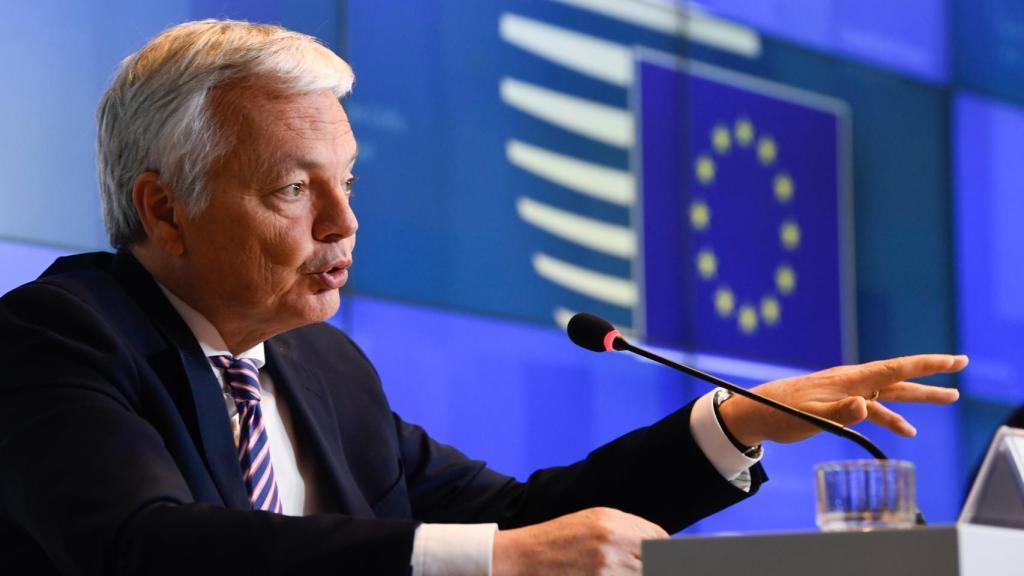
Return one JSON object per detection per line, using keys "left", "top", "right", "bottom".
{"left": 157, "top": 285, "right": 758, "bottom": 575}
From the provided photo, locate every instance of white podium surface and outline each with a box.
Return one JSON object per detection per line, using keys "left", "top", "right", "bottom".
{"left": 643, "top": 524, "right": 1024, "bottom": 576}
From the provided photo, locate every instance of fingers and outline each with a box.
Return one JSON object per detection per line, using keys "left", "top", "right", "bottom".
{"left": 820, "top": 396, "right": 868, "bottom": 426}
{"left": 643, "top": 519, "right": 670, "bottom": 540}
{"left": 865, "top": 401, "right": 917, "bottom": 437}
{"left": 855, "top": 355, "right": 968, "bottom": 390}
{"left": 817, "top": 394, "right": 935, "bottom": 437}
{"left": 606, "top": 507, "right": 669, "bottom": 543}
{"left": 877, "top": 381, "right": 959, "bottom": 404}
{"left": 816, "top": 396, "right": 924, "bottom": 437}
{"left": 595, "top": 509, "right": 666, "bottom": 574}
{"left": 750, "top": 354, "right": 965, "bottom": 445}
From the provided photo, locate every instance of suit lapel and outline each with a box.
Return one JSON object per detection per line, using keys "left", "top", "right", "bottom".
{"left": 265, "top": 338, "right": 374, "bottom": 517}
{"left": 112, "top": 251, "right": 251, "bottom": 510}
{"left": 170, "top": 335, "right": 252, "bottom": 510}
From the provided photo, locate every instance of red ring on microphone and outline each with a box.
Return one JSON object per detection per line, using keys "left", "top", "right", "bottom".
{"left": 603, "top": 329, "right": 621, "bottom": 352}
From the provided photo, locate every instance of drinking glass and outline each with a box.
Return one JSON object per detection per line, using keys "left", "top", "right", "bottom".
{"left": 815, "top": 459, "right": 916, "bottom": 531}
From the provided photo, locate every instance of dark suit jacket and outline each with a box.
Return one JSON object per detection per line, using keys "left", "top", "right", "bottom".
{"left": 0, "top": 251, "right": 765, "bottom": 575}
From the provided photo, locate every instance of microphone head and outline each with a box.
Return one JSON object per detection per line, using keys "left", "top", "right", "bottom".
{"left": 567, "top": 313, "right": 624, "bottom": 352}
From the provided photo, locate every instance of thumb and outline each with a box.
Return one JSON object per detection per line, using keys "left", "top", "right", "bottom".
{"left": 825, "top": 396, "right": 868, "bottom": 425}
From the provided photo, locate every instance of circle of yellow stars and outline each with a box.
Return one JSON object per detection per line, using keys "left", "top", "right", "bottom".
{"left": 691, "top": 116, "right": 800, "bottom": 336}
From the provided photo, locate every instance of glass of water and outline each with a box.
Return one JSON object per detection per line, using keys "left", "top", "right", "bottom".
{"left": 815, "top": 459, "right": 916, "bottom": 531}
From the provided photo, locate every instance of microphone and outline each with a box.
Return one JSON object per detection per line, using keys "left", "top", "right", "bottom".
{"left": 566, "top": 312, "right": 887, "bottom": 459}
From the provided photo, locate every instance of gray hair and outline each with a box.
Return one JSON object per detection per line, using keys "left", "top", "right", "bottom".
{"left": 97, "top": 19, "right": 354, "bottom": 247}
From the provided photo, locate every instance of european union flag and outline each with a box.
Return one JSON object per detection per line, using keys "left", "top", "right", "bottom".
{"left": 636, "top": 56, "right": 852, "bottom": 370}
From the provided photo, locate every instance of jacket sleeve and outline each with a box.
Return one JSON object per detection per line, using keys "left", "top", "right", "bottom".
{"left": 395, "top": 401, "right": 768, "bottom": 534}
{"left": 0, "top": 281, "right": 419, "bottom": 576}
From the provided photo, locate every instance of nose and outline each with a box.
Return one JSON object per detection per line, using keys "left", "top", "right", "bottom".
{"left": 312, "top": 184, "right": 358, "bottom": 243}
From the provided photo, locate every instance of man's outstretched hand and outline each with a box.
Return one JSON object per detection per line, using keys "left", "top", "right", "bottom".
{"left": 719, "top": 354, "right": 967, "bottom": 447}
{"left": 492, "top": 507, "right": 668, "bottom": 576}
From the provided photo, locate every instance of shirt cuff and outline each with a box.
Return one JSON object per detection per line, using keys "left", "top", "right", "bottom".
{"left": 690, "top": 389, "right": 763, "bottom": 489}
{"left": 411, "top": 523, "right": 499, "bottom": 576}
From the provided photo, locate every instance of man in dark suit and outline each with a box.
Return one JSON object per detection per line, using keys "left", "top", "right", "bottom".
{"left": 0, "top": 20, "right": 966, "bottom": 576}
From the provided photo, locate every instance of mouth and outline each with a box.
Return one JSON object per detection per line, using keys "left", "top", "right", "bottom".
{"left": 311, "top": 259, "right": 352, "bottom": 290}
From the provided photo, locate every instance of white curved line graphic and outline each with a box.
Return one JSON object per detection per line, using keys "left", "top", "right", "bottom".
{"left": 517, "top": 196, "right": 635, "bottom": 259}
{"left": 553, "top": 306, "right": 578, "bottom": 330}
{"left": 532, "top": 252, "right": 637, "bottom": 308}
{"left": 499, "top": 13, "right": 633, "bottom": 87}
{"left": 549, "top": 0, "right": 761, "bottom": 58}
{"left": 506, "top": 140, "right": 635, "bottom": 207}
{"left": 500, "top": 78, "right": 633, "bottom": 148}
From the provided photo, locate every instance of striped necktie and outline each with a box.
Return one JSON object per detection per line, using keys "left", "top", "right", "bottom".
{"left": 209, "top": 355, "right": 283, "bottom": 513}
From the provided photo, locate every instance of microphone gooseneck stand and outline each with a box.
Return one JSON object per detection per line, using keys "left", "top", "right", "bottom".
{"left": 566, "top": 312, "right": 927, "bottom": 526}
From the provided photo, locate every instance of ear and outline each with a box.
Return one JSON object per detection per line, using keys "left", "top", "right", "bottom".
{"left": 131, "top": 172, "right": 185, "bottom": 257}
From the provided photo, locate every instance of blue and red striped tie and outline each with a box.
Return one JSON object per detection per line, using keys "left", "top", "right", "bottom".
{"left": 209, "top": 355, "right": 283, "bottom": 513}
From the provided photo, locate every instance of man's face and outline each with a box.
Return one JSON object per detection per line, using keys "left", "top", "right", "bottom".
{"left": 176, "top": 88, "right": 358, "bottom": 343}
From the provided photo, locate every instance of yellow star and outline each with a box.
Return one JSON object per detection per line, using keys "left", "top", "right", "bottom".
{"left": 776, "top": 265, "right": 797, "bottom": 295}
{"left": 761, "top": 296, "right": 781, "bottom": 326}
{"left": 696, "top": 249, "right": 717, "bottom": 279}
{"left": 690, "top": 201, "right": 711, "bottom": 231}
{"left": 734, "top": 118, "right": 754, "bottom": 147}
{"left": 780, "top": 220, "right": 801, "bottom": 250}
{"left": 714, "top": 287, "right": 735, "bottom": 318}
{"left": 738, "top": 304, "right": 758, "bottom": 335}
{"left": 774, "top": 173, "right": 794, "bottom": 203}
{"left": 712, "top": 124, "right": 731, "bottom": 154}
{"left": 758, "top": 136, "right": 777, "bottom": 166}
{"left": 695, "top": 154, "right": 715, "bottom": 185}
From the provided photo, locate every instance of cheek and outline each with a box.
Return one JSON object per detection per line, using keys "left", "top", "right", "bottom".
{"left": 189, "top": 201, "right": 315, "bottom": 296}
{"left": 263, "top": 223, "right": 312, "bottom": 265}
{"left": 251, "top": 223, "right": 316, "bottom": 290}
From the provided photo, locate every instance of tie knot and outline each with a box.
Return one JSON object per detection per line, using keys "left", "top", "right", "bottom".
{"left": 209, "top": 355, "right": 262, "bottom": 404}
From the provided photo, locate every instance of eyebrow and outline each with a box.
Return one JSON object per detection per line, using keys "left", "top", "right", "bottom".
{"left": 250, "top": 147, "right": 359, "bottom": 185}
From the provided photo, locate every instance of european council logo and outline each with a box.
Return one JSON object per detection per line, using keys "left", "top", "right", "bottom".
{"left": 500, "top": 0, "right": 853, "bottom": 371}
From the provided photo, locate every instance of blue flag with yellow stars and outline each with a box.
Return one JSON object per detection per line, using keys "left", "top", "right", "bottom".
{"left": 637, "top": 55, "right": 852, "bottom": 370}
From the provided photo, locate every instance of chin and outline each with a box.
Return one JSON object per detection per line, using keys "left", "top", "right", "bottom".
{"left": 306, "top": 290, "right": 342, "bottom": 323}
{"left": 276, "top": 290, "right": 341, "bottom": 332}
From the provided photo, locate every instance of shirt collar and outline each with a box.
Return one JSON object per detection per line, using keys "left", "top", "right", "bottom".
{"left": 156, "top": 283, "right": 266, "bottom": 370}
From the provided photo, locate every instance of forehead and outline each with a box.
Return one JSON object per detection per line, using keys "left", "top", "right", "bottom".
{"left": 211, "top": 86, "right": 356, "bottom": 181}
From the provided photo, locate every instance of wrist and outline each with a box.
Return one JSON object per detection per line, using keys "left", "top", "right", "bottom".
{"left": 492, "top": 529, "right": 528, "bottom": 576}
{"left": 715, "top": 390, "right": 764, "bottom": 448}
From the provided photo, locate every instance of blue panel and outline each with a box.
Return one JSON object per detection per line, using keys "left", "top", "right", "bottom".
{"left": 0, "top": 240, "right": 70, "bottom": 296}
{"left": 954, "top": 0, "right": 1024, "bottom": 102}
{"left": 954, "top": 92, "right": 1024, "bottom": 403}
{"left": 0, "top": 2, "right": 184, "bottom": 250}
{"left": 688, "top": 0, "right": 948, "bottom": 83}
{"left": 637, "top": 61, "right": 688, "bottom": 348}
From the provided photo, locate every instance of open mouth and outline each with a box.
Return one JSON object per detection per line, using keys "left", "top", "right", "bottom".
{"left": 312, "top": 261, "right": 351, "bottom": 290}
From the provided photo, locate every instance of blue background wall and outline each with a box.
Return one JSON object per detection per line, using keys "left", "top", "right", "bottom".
{"left": 2, "top": 0, "right": 1022, "bottom": 533}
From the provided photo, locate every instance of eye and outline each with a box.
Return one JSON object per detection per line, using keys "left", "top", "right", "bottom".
{"left": 344, "top": 175, "right": 359, "bottom": 197}
{"left": 278, "top": 182, "right": 306, "bottom": 199}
